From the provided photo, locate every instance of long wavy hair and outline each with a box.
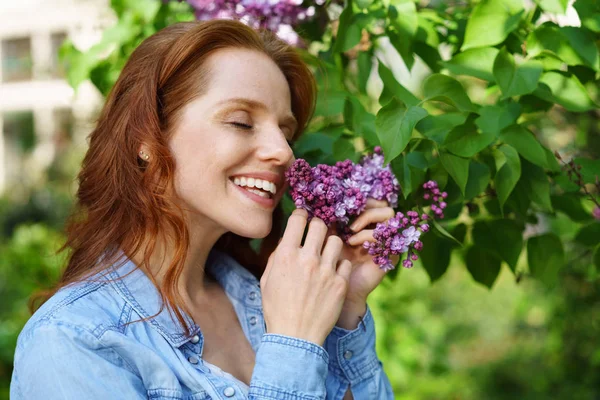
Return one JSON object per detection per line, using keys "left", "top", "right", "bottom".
{"left": 31, "top": 19, "right": 317, "bottom": 336}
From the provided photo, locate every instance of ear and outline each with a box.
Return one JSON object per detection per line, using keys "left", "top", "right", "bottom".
{"left": 138, "top": 143, "right": 151, "bottom": 161}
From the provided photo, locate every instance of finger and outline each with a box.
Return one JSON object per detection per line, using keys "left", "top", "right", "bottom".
{"left": 321, "top": 235, "right": 343, "bottom": 268}
{"left": 336, "top": 259, "right": 352, "bottom": 281}
{"left": 349, "top": 207, "right": 395, "bottom": 232}
{"left": 260, "top": 251, "right": 276, "bottom": 287}
{"left": 346, "top": 229, "right": 375, "bottom": 246}
{"left": 303, "top": 217, "right": 328, "bottom": 253}
{"left": 280, "top": 209, "right": 309, "bottom": 248}
{"left": 365, "top": 198, "right": 388, "bottom": 209}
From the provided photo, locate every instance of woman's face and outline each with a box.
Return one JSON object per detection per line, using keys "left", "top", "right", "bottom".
{"left": 169, "top": 48, "right": 296, "bottom": 239}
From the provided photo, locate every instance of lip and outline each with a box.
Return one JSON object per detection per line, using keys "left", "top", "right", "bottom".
{"left": 230, "top": 180, "right": 276, "bottom": 208}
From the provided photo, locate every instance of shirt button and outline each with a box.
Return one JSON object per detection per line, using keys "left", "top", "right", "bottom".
{"left": 191, "top": 335, "right": 200, "bottom": 344}
{"left": 249, "top": 316, "right": 257, "bottom": 325}
{"left": 248, "top": 291, "right": 257, "bottom": 301}
{"left": 188, "top": 356, "right": 199, "bottom": 364}
{"left": 223, "top": 386, "right": 235, "bottom": 397}
{"left": 343, "top": 350, "right": 353, "bottom": 360}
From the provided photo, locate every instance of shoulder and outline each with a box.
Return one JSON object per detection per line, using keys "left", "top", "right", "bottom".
{"left": 16, "top": 275, "right": 128, "bottom": 353}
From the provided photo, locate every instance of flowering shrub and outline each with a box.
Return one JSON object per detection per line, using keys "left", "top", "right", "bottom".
{"left": 62, "top": 0, "right": 600, "bottom": 288}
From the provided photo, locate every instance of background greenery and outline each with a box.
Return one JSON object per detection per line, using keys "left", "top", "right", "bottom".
{"left": 1, "top": 0, "right": 599, "bottom": 398}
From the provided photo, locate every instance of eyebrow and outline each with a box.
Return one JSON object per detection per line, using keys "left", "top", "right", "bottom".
{"left": 216, "top": 97, "right": 298, "bottom": 131}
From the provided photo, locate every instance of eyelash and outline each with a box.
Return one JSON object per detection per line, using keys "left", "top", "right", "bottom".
{"left": 230, "top": 122, "right": 294, "bottom": 146}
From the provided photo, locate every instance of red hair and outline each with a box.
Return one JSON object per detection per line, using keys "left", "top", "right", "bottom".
{"left": 31, "top": 19, "right": 317, "bottom": 336}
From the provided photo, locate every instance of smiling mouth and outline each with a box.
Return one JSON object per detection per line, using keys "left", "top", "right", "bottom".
{"left": 229, "top": 178, "right": 274, "bottom": 199}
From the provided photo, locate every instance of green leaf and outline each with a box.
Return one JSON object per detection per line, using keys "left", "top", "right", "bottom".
{"left": 536, "top": 72, "right": 597, "bottom": 112}
{"left": 528, "top": 24, "right": 600, "bottom": 71}
{"left": 416, "top": 113, "right": 469, "bottom": 144}
{"left": 573, "top": 157, "right": 600, "bottom": 184}
{"left": 473, "top": 219, "right": 524, "bottom": 272}
{"left": 499, "top": 125, "right": 548, "bottom": 168}
{"left": 543, "top": 147, "right": 562, "bottom": 172}
{"left": 332, "top": 137, "right": 358, "bottom": 163}
{"left": 551, "top": 194, "right": 594, "bottom": 222}
{"left": 387, "top": 29, "right": 414, "bottom": 71}
{"left": 377, "top": 62, "right": 420, "bottom": 107}
{"left": 575, "top": 223, "right": 600, "bottom": 247}
{"left": 391, "top": 155, "right": 412, "bottom": 198}
{"left": 439, "top": 152, "right": 470, "bottom": 195}
{"left": 494, "top": 145, "right": 522, "bottom": 212}
{"left": 444, "top": 116, "right": 497, "bottom": 157}
{"left": 465, "top": 161, "right": 491, "bottom": 200}
{"left": 527, "top": 233, "right": 564, "bottom": 286}
{"left": 333, "top": 0, "right": 362, "bottom": 53}
{"left": 387, "top": 0, "right": 418, "bottom": 69}
{"left": 475, "top": 103, "right": 521, "bottom": 136}
{"left": 560, "top": 27, "right": 600, "bottom": 71}
{"left": 574, "top": 0, "right": 600, "bottom": 33}
{"left": 431, "top": 218, "right": 464, "bottom": 246}
{"left": 536, "top": 0, "right": 568, "bottom": 14}
{"left": 465, "top": 246, "right": 502, "bottom": 288}
{"left": 420, "top": 230, "right": 452, "bottom": 282}
{"left": 357, "top": 51, "right": 372, "bottom": 93}
{"left": 423, "top": 74, "right": 477, "bottom": 112}
{"left": 493, "top": 48, "right": 543, "bottom": 99}
{"left": 462, "top": 0, "right": 524, "bottom": 50}
{"left": 442, "top": 47, "right": 499, "bottom": 82}
{"left": 594, "top": 245, "right": 600, "bottom": 270}
{"left": 521, "top": 160, "right": 553, "bottom": 211}
{"left": 375, "top": 99, "right": 428, "bottom": 164}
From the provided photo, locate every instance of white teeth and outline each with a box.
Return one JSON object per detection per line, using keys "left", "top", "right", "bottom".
{"left": 232, "top": 176, "right": 278, "bottom": 195}
{"left": 247, "top": 188, "right": 270, "bottom": 198}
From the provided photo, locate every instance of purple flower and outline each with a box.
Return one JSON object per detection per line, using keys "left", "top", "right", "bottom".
{"left": 593, "top": 206, "right": 600, "bottom": 221}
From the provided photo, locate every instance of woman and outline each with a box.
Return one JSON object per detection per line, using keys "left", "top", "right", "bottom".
{"left": 10, "top": 19, "right": 395, "bottom": 399}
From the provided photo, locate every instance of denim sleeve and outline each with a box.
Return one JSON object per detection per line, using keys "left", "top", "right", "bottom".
{"left": 10, "top": 323, "right": 147, "bottom": 400}
{"left": 324, "top": 305, "right": 395, "bottom": 399}
{"left": 249, "top": 333, "right": 329, "bottom": 399}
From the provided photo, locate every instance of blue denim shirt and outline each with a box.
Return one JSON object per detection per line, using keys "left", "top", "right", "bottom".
{"left": 11, "top": 249, "right": 394, "bottom": 399}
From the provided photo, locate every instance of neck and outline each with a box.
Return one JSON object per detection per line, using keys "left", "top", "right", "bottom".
{"left": 131, "top": 212, "right": 228, "bottom": 308}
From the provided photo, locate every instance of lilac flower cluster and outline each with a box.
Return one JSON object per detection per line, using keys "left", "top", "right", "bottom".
{"left": 286, "top": 148, "right": 447, "bottom": 272}
{"left": 285, "top": 159, "right": 367, "bottom": 226}
{"left": 285, "top": 148, "right": 401, "bottom": 227}
{"left": 178, "top": 0, "right": 320, "bottom": 46}
{"left": 422, "top": 180, "right": 448, "bottom": 219}
{"left": 352, "top": 146, "right": 400, "bottom": 208}
{"left": 363, "top": 211, "right": 430, "bottom": 271}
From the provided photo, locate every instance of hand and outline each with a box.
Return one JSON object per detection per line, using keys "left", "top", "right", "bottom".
{"left": 328, "top": 199, "right": 398, "bottom": 329}
{"left": 260, "top": 209, "right": 353, "bottom": 346}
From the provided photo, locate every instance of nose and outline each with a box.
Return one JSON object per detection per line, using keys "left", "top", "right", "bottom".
{"left": 256, "top": 127, "right": 294, "bottom": 166}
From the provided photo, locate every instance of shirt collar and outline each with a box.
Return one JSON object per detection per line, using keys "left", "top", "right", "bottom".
{"left": 106, "top": 248, "right": 259, "bottom": 347}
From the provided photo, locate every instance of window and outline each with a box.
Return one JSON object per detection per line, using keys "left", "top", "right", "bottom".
{"left": 2, "top": 37, "right": 32, "bottom": 82}
{"left": 50, "top": 32, "right": 67, "bottom": 79}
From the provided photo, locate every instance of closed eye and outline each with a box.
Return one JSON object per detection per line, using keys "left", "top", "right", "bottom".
{"left": 231, "top": 122, "right": 294, "bottom": 147}
{"left": 230, "top": 122, "right": 253, "bottom": 130}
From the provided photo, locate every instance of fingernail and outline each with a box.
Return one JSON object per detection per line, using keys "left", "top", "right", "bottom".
{"left": 349, "top": 223, "right": 359, "bottom": 232}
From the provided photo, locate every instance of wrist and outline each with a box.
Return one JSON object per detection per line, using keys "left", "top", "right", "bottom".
{"left": 336, "top": 299, "right": 367, "bottom": 330}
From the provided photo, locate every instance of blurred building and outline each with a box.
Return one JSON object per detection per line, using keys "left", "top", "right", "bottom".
{"left": 0, "top": 0, "right": 113, "bottom": 194}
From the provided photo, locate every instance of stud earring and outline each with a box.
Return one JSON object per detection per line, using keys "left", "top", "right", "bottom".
{"left": 139, "top": 150, "right": 149, "bottom": 161}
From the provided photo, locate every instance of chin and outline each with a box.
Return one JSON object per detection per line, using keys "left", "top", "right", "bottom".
{"left": 231, "top": 218, "right": 272, "bottom": 239}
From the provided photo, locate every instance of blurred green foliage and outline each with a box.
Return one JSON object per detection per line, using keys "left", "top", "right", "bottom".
{"left": 2, "top": 0, "right": 600, "bottom": 398}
